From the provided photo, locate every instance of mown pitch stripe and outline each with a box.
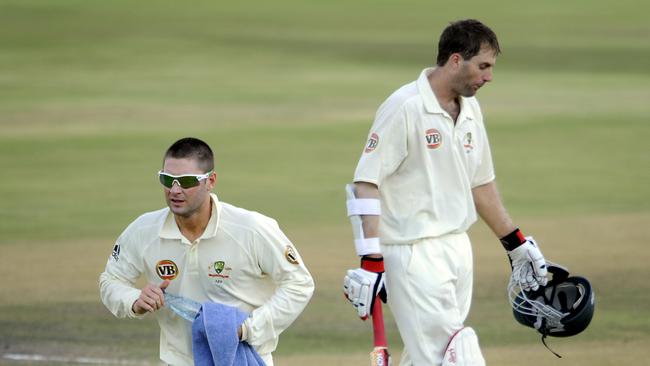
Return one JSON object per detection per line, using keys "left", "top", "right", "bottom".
{"left": 2, "top": 353, "right": 152, "bottom": 365}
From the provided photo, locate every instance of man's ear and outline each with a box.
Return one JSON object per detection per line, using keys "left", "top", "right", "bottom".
{"left": 448, "top": 53, "right": 463, "bottom": 69}
{"left": 207, "top": 171, "right": 217, "bottom": 190}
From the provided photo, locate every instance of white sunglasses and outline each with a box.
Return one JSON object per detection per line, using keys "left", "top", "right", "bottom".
{"left": 158, "top": 171, "right": 212, "bottom": 189}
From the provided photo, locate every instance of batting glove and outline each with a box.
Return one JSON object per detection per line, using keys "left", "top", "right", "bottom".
{"left": 502, "top": 229, "right": 548, "bottom": 291}
{"left": 343, "top": 256, "right": 387, "bottom": 320}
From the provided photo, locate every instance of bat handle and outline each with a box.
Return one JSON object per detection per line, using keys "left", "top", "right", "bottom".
{"left": 371, "top": 296, "right": 388, "bottom": 348}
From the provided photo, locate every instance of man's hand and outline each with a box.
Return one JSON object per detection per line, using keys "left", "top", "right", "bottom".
{"left": 343, "top": 257, "right": 387, "bottom": 320}
{"left": 507, "top": 237, "right": 548, "bottom": 291}
{"left": 132, "top": 280, "right": 170, "bottom": 314}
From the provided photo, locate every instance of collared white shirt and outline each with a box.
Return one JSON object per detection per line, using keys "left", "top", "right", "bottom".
{"left": 354, "top": 68, "right": 495, "bottom": 244}
{"left": 99, "top": 194, "right": 314, "bottom": 366}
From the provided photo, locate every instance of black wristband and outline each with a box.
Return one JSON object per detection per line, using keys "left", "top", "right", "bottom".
{"left": 500, "top": 228, "right": 526, "bottom": 251}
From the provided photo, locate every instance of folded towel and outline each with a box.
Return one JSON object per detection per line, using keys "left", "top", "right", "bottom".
{"left": 192, "top": 302, "right": 266, "bottom": 366}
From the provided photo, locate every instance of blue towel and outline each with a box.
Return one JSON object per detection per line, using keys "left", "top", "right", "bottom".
{"left": 192, "top": 302, "right": 266, "bottom": 366}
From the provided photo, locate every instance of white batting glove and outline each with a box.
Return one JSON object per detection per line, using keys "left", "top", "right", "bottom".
{"left": 507, "top": 236, "right": 548, "bottom": 291}
{"left": 343, "top": 257, "right": 387, "bottom": 320}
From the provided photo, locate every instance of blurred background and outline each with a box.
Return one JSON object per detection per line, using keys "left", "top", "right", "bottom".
{"left": 1, "top": 0, "right": 649, "bottom": 365}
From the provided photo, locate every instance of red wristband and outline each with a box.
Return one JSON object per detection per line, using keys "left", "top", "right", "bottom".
{"left": 361, "top": 256, "right": 385, "bottom": 273}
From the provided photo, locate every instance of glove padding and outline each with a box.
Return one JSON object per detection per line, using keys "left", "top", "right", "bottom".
{"left": 343, "top": 257, "right": 387, "bottom": 320}
{"left": 507, "top": 236, "right": 548, "bottom": 291}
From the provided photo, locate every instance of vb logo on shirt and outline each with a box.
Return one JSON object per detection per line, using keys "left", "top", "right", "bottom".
{"left": 425, "top": 129, "right": 442, "bottom": 149}
{"left": 365, "top": 133, "right": 379, "bottom": 153}
{"left": 156, "top": 260, "right": 179, "bottom": 280}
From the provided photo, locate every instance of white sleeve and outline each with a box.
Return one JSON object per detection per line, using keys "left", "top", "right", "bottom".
{"left": 98, "top": 229, "right": 146, "bottom": 319}
{"left": 243, "top": 218, "right": 314, "bottom": 354}
{"left": 471, "top": 118, "right": 496, "bottom": 187}
{"left": 353, "top": 103, "right": 408, "bottom": 186}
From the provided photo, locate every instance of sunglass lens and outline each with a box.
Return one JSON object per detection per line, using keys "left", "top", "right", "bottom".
{"left": 176, "top": 176, "right": 200, "bottom": 188}
{"left": 159, "top": 174, "right": 174, "bottom": 188}
{"left": 159, "top": 173, "right": 201, "bottom": 189}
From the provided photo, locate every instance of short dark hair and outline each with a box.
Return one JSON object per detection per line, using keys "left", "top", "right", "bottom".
{"left": 436, "top": 19, "right": 501, "bottom": 66}
{"left": 163, "top": 137, "right": 214, "bottom": 172}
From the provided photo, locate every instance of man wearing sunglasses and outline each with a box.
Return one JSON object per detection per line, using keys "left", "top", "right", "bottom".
{"left": 100, "top": 137, "right": 314, "bottom": 366}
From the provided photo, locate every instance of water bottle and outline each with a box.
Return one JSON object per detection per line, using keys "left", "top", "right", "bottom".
{"left": 164, "top": 292, "right": 202, "bottom": 322}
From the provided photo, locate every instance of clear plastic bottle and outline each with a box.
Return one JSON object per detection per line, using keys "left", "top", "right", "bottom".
{"left": 164, "top": 292, "right": 201, "bottom": 322}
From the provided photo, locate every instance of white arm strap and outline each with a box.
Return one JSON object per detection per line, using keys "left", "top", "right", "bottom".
{"left": 345, "top": 184, "right": 382, "bottom": 256}
{"left": 346, "top": 198, "right": 381, "bottom": 216}
{"left": 354, "top": 238, "right": 381, "bottom": 256}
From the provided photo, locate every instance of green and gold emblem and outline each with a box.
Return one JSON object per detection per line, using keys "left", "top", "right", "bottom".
{"left": 214, "top": 261, "right": 225, "bottom": 274}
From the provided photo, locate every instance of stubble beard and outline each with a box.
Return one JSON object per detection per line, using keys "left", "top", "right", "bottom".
{"left": 171, "top": 191, "right": 211, "bottom": 219}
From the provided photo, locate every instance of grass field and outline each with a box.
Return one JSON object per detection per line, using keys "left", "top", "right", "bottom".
{"left": 1, "top": 0, "right": 649, "bottom": 365}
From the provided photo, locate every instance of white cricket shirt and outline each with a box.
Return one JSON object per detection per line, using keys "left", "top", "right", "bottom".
{"left": 354, "top": 68, "right": 495, "bottom": 244}
{"left": 99, "top": 194, "right": 314, "bottom": 366}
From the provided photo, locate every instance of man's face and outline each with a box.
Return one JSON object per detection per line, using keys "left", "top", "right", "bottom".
{"left": 161, "top": 157, "right": 215, "bottom": 218}
{"left": 454, "top": 45, "right": 497, "bottom": 97}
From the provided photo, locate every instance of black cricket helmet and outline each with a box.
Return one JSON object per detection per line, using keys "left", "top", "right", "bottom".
{"left": 508, "top": 263, "right": 595, "bottom": 337}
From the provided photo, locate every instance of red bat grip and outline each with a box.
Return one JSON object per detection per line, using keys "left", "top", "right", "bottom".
{"left": 371, "top": 296, "right": 388, "bottom": 348}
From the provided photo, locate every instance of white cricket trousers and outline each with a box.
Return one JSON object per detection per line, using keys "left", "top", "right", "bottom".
{"left": 382, "top": 232, "right": 475, "bottom": 366}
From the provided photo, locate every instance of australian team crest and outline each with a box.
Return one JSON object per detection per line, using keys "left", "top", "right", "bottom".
{"left": 208, "top": 260, "right": 232, "bottom": 279}
{"left": 214, "top": 261, "right": 225, "bottom": 274}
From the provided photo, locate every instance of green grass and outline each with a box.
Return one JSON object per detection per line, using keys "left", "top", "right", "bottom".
{"left": 0, "top": 0, "right": 649, "bottom": 364}
{"left": 1, "top": 116, "right": 648, "bottom": 241}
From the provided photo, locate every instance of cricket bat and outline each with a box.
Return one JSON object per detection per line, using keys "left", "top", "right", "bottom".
{"left": 370, "top": 297, "right": 391, "bottom": 366}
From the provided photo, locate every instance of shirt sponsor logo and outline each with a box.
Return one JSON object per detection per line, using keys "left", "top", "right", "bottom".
{"left": 447, "top": 346, "right": 457, "bottom": 363}
{"left": 208, "top": 260, "right": 232, "bottom": 279}
{"left": 425, "top": 129, "right": 442, "bottom": 149}
{"left": 156, "top": 260, "right": 179, "bottom": 280}
{"left": 285, "top": 245, "right": 300, "bottom": 265}
{"left": 365, "top": 133, "right": 379, "bottom": 153}
{"left": 463, "top": 132, "right": 474, "bottom": 153}
{"left": 111, "top": 243, "right": 120, "bottom": 261}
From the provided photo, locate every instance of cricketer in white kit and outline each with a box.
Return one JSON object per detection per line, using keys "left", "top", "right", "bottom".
{"left": 100, "top": 137, "right": 314, "bottom": 366}
{"left": 343, "top": 20, "right": 548, "bottom": 366}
